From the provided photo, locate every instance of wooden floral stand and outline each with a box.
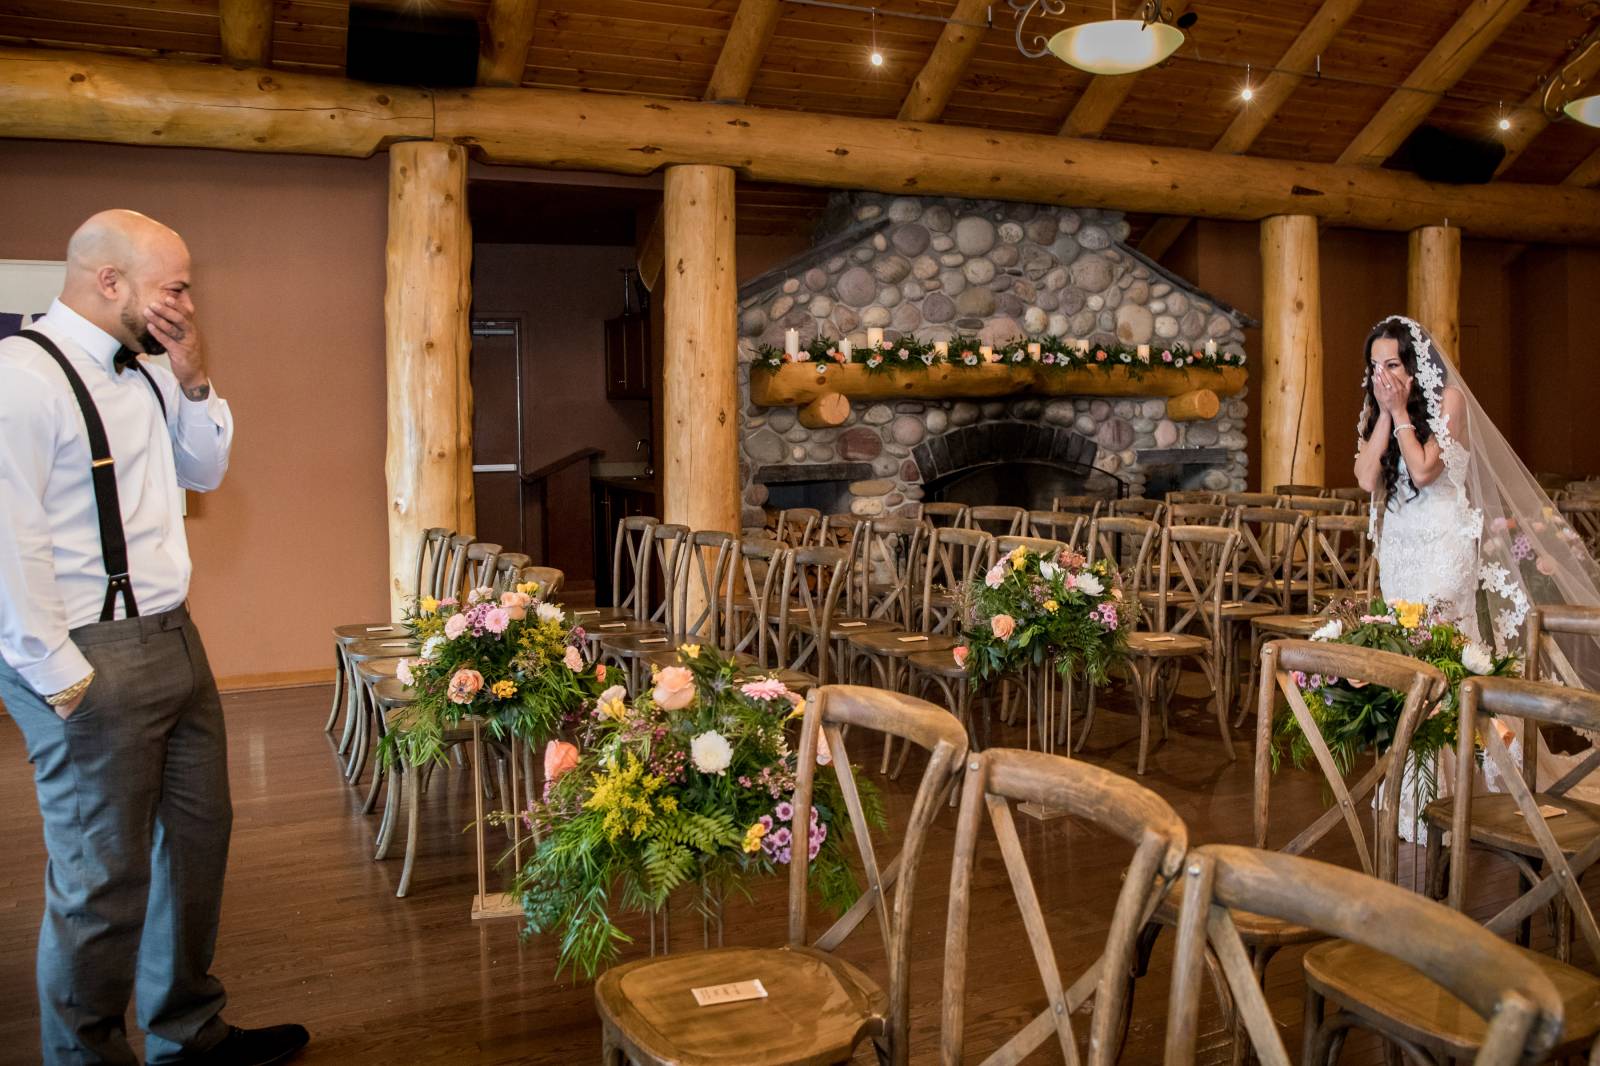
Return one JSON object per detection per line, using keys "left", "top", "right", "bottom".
{"left": 469, "top": 717, "right": 525, "bottom": 922}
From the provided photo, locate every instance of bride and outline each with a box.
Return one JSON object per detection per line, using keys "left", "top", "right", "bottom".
{"left": 1350, "top": 314, "right": 1600, "bottom": 819}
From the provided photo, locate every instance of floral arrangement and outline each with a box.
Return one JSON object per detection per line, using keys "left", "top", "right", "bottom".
{"left": 751, "top": 334, "right": 1245, "bottom": 377}
{"left": 1272, "top": 597, "right": 1520, "bottom": 779}
{"left": 381, "top": 583, "right": 604, "bottom": 769}
{"left": 954, "top": 544, "right": 1133, "bottom": 688}
{"left": 515, "top": 646, "right": 880, "bottom": 978}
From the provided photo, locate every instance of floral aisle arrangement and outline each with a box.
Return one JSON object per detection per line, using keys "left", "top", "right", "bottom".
{"left": 1272, "top": 598, "right": 1520, "bottom": 780}
{"left": 954, "top": 544, "right": 1133, "bottom": 688}
{"left": 516, "top": 646, "right": 880, "bottom": 979}
{"left": 751, "top": 334, "right": 1245, "bottom": 376}
{"left": 381, "top": 583, "right": 605, "bottom": 769}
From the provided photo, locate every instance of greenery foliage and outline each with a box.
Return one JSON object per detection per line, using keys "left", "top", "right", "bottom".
{"left": 750, "top": 335, "right": 1245, "bottom": 377}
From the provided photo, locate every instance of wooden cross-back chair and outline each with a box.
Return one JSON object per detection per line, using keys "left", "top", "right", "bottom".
{"left": 595, "top": 685, "right": 969, "bottom": 1066}
{"left": 920, "top": 501, "right": 969, "bottom": 529}
{"left": 1230, "top": 507, "right": 1308, "bottom": 612}
{"left": 965, "top": 504, "right": 1025, "bottom": 537}
{"left": 1558, "top": 497, "right": 1600, "bottom": 558}
{"left": 458, "top": 540, "right": 503, "bottom": 599}
{"left": 515, "top": 564, "right": 564, "bottom": 600}
{"left": 1023, "top": 509, "right": 1086, "bottom": 549}
{"left": 1272, "top": 483, "right": 1325, "bottom": 498}
{"left": 583, "top": 515, "right": 660, "bottom": 626}
{"left": 724, "top": 537, "right": 789, "bottom": 667}
{"left": 1085, "top": 515, "right": 1159, "bottom": 595}
{"left": 619, "top": 531, "right": 741, "bottom": 686}
{"left": 775, "top": 506, "right": 822, "bottom": 547}
{"left": 920, "top": 527, "right": 994, "bottom": 638}
{"left": 943, "top": 749, "right": 1188, "bottom": 1066}
{"left": 1222, "top": 491, "right": 1279, "bottom": 510}
{"left": 1427, "top": 675, "right": 1600, "bottom": 969}
{"left": 1166, "top": 501, "right": 1230, "bottom": 527}
{"left": 1165, "top": 489, "right": 1220, "bottom": 506}
{"left": 1280, "top": 493, "right": 1352, "bottom": 518}
{"left": 768, "top": 544, "right": 852, "bottom": 692}
{"left": 1051, "top": 494, "right": 1106, "bottom": 523}
{"left": 1165, "top": 846, "right": 1567, "bottom": 1066}
{"left": 1111, "top": 496, "right": 1166, "bottom": 524}
{"left": 853, "top": 516, "right": 927, "bottom": 628}
{"left": 590, "top": 524, "right": 687, "bottom": 649}
{"left": 488, "top": 552, "right": 530, "bottom": 593}
{"left": 1527, "top": 603, "right": 1600, "bottom": 691}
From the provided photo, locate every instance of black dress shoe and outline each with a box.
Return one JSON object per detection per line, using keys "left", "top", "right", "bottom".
{"left": 183, "top": 1025, "right": 310, "bottom": 1066}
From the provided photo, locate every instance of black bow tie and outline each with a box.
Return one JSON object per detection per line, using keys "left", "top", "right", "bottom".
{"left": 113, "top": 347, "right": 140, "bottom": 374}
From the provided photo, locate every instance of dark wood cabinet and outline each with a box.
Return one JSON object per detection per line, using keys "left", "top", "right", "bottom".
{"left": 591, "top": 477, "right": 660, "bottom": 607}
{"left": 604, "top": 314, "right": 651, "bottom": 400}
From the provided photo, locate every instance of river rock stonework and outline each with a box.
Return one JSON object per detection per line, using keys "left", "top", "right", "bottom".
{"left": 735, "top": 193, "right": 1251, "bottom": 527}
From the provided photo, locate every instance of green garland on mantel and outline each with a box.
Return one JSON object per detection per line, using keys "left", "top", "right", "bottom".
{"left": 751, "top": 335, "right": 1246, "bottom": 378}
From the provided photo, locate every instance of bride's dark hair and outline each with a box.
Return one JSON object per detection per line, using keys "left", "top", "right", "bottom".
{"left": 1361, "top": 317, "right": 1433, "bottom": 506}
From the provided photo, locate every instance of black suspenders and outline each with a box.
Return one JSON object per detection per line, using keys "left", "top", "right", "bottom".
{"left": 18, "top": 329, "right": 166, "bottom": 622}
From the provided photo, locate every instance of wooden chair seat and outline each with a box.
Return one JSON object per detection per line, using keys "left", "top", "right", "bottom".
{"left": 372, "top": 677, "right": 414, "bottom": 710}
{"left": 1302, "top": 938, "right": 1600, "bottom": 1058}
{"left": 1124, "top": 632, "right": 1210, "bottom": 658}
{"left": 598, "top": 631, "right": 679, "bottom": 656}
{"left": 1252, "top": 613, "right": 1324, "bottom": 636}
{"left": 344, "top": 637, "right": 417, "bottom": 663}
{"left": 570, "top": 606, "right": 635, "bottom": 626}
{"left": 355, "top": 657, "right": 405, "bottom": 684}
{"left": 595, "top": 939, "right": 884, "bottom": 1066}
{"left": 846, "top": 630, "right": 958, "bottom": 659}
{"left": 1138, "top": 589, "right": 1194, "bottom": 608}
{"left": 741, "top": 667, "right": 817, "bottom": 694}
{"left": 588, "top": 619, "right": 666, "bottom": 640}
{"left": 828, "top": 617, "right": 898, "bottom": 641}
{"left": 334, "top": 621, "right": 408, "bottom": 645}
{"left": 905, "top": 646, "right": 968, "bottom": 679}
{"left": 1422, "top": 792, "right": 1600, "bottom": 860}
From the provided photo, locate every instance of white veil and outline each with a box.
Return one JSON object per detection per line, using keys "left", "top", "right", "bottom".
{"left": 1360, "top": 315, "right": 1600, "bottom": 682}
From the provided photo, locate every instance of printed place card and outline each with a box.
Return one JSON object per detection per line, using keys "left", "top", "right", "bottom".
{"left": 691, "top": 979, "right": 768, "bottom": 1007}
{"left": 1520, "top": 804, "right": 1569, "bottom": 820}
{"left": 599, "top": 622, "right": 628, "bottom": 630}
{"left": 1147, "top": 635, "right": 1176, "bottom": 643}
{"left": 382, "top": 641, "right": 411, "bottom": 648}
{"left": 367, "top": 626, "right": 395, "bottom": 632}
{"left": 897, "top": 635, "right": 930, "bottom": 643}
{"left": 837, "top": 621, "right": 868, "bottom": 629}
{"left": 574, "top": 610, "right": 600, "bottom": 617}
{"left": 640, "top": 637, "right": 669, "bottom": 645}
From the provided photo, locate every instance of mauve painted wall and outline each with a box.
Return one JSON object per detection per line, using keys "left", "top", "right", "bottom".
{"left": 0, "top": 139, "right": 390, "bottom": 687}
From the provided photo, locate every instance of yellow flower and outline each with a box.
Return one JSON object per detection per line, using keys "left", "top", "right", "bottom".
{"left": 1044, "top": 599, "right": 1059, "bottom": 613}
{"left": 515, "top": 581, "right": 540, "bottom": 596}
{"left": 419, "top": 596, "right": 439, "bottom": 615}
{"left": 681, "top": 643, "right": 701, "bottom": 660}
{"left": 742, "top": 821, "right": 768, "bottom": 853}
{"left": 584, "top": 754, "right": 668, "bottom": 842}
{"left": 1393, "top": 600, "right": 1425, "bottom": 629}
{"left": 598, "top": 694, "right": 629, "bottom": 721}
{"left": 1010, "top": 545, "right": 1028, "bottom": 571}
{"left": 491, "top": 679, "right": 517, "bottom": 699}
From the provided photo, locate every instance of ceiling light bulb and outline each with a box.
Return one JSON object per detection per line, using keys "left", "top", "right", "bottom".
{"left": 1241, "top": 86, "right": 1254, "bottom": 101}
{"left": 870, "top": 50, "right": 884, "bottom": 67}
{"left": 1497, "top": 115, "right": 1511, "bottom": 131}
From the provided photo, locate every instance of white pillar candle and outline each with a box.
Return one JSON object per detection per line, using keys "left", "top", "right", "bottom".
{"left": 784, "top": 328, "right": 800, "bottom": 356}
{"left": 1205, "top": 338, "right": 1218, "bottom": 357}
{"left": 1137, "top": 343, "right": 1150, "bottom": 360}
{"left": 840, "top": 338, "right": 853, "bottom": 358}
{"left": 933, "top": 341, "right": 949, "bottom": 358}
{"left": 866, "top": 327, "right": 885, "bottom": 348}
{"left": 1076, "top": 338, "right": 1090, "bottom": 355}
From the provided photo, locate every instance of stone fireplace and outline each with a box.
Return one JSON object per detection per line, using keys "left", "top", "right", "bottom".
{"left": 736, "top": 193, "right": 1253, "bottom": 527}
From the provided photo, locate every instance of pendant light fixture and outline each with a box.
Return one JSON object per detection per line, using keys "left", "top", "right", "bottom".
{"left": 1011, "top": 0, "right": 1193, "bottom": 76}
{"left": 1543, "top": 24, "right": 1600, "bottom": 129}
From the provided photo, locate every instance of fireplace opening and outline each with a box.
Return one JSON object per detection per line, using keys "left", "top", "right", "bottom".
{"left": 924, "top": 460, "right": 1123, "bottom": 512}
{"left": 754, "top": 462, "right": 876, "bottom": 516}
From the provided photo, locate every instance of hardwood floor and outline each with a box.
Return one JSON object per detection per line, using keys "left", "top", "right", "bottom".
{"left": 0, "top": 678, "right": 1561, "bottom": 1064}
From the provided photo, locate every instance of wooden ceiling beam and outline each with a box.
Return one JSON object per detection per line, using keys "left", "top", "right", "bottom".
{"left": 1336, "top": 0, "right": 1531, "bottom": 168}
{"left": 1495, "top": 27, "right": 1600, "bottom": 176}
{"left": 1139, "top": 0, "right": 1366, "bottom": 260}
{"left": 899, "top": 0, "right": 991, "bottom": 123}
{"left": 704, "top": 0, "right": 780, "bottom": 104}
{"left": 4, "top": 47, "right": 1600, "bottom": 242}
{"left": 478, "top": 0, "right": 540, "bottom": 87}
{"left": 1057, "top": 2, "right": 1191, "bottom": 139}
{"left": 1565, "top": 147, "right": 1600, "bottom": 188}
{"left": 218, "top": 0, "right": 272, "bottom": 67}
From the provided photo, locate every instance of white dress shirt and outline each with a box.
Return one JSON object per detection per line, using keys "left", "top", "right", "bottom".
{"left": 0, "top": 300, "right": 234, "bottom": 696}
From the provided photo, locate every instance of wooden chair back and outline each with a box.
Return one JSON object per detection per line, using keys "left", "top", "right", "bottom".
{"left": 995, "top": 534, "right": 1067, "bottom": 560}
{"left": 1221, "top": 492, "right": 1278, "bottom": 510}
{"left": 1326, "top": 485, "right": 1370, "bottom": 505}
{"left": 462, "top": 541, "right": 502, "bottom": 597}
{"left": 793, "top": 686, "right": 970, "bottom": 1066}
{"left": 1024, "top": 510, "right": 1085, "bottom": 548}
{"left": 725, "top": 537, "right": 789, "bottom": 663}
{"left": 415, "top": 526, "right": 453, "bottom": 602}
{"left": 1253, "top": 639, "right": 1446, "bottom": 883}
{"left": 1526, "top": 603, "right": 1600, "bottom": 689}
{"left": 1110, "top": 496, "right": 1166, "bottom": 524}
{"left": 1449, "top": 676, "right": 1600, "bottom": 961}
{"left": 670, "top": 530, "right": 736, "bottom": 646}
{"left": 920, "top": 501, "right": 969, "bottom": 529}
{"left": 1050, "top": 494, "right": 1105, "bottom": 522}
{"left": 610, "top": 515, "right": 660, "bottom": 618}
{"left": 966, "top": 504, "right": 1024, "bottom": 537}
{"left": 855, "top": 517, "right": 927, "bottom": 628}
{"left": 1302, "top": 514, "right": 1375, "bottom": 612}
{"left": 921, "top": 527, "right": 994, "bottom": 636}
{"left": 944, "top": 749, "right": 1187, "bottom": 1066}
{"left": 776, "top": 545, "right": 851, "bottom": 683}
{"left": 1281, "top": 493, "right": 1351, "bottom": 517}
{"left": 776, "top": 506, "right": 822, "bottom": 547}
{"left": 818, "top": 512, "right": 859, "bottom": 551}
{"left": 1086, "top": 516, "right": 1158, "bottom": 601}
{"left": 1152, "top": 525, "right": 1237, "bottom": 638}
{"left": 490, "top": 552, "right": 530, "bottom": 592}
{"left": 515, "top": 565, "right": 564, "bottom": 599}
{"left": 1165, "top": 845, "right": 1564, "bottom": 1066}
{"left": 1165, "top": 489, "right": 1219, "bottom": 506}
{"left": 1231, "top": 507, "right": 1307, "bottom": 611}
{"left": 1165, "top": 502, "right": 1229, "bottom": 527}
{"left": 1272, "top": 483, "right": 1325, "bottom": 497}
{"left": 442, "top": 533, "right": 475, "bottom": 600}
{"left": 644, "top": 523, "right": 691, "bottom": 630}
{"left": 1557, "top": 497, "right": 1600, "bottom": 557}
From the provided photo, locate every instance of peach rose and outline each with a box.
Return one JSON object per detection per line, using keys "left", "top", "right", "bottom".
{"left": 952, "top": 645, "right": 969, "bottom": 668}
{"left": 990, "top": 614, "right": 1016, "bottom": 640}
{"left": 447, "top": 668, "right": 484, "bottom": 705}
{"left": 652, "top": 665, "right": 697, "bottom": 711}
{"left": 563, "top": 645, "right": 584, "bottom": 672}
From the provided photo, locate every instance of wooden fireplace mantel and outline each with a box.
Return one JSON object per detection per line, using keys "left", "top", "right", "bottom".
{"left": 748, "top": 362, "right": 1247, "bottom": 424}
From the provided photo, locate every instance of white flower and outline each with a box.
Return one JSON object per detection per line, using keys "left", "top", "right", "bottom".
{"left": 1461, "top": 642, "right": 1495, "bottom": 676}
{"left": 1311, "top": 619, "right": 1344, "bottom": 642}
{"left": 467, "top": 585, "right": 495, "bottom": 605}
{"left": 1039, "top": 561, "right": 1058, "bottom": 580}
{"left": 984, "top": 563, "right": 1006, "bottom": 589}
{"left": 535, "top": 602, "right": 564, "bottom": 624}
{"left": 396, "top": 658, "right": 414, "bottom": 685}
{"left": 690, "top": 731, "right": 733, "bottom": 775}
{"left": 420, "top": 635, "right": 444, "bottom": 661}
{"left": 1074, "top": 573, "right": 1104, "bottom": 597}
{"left": 598, "top": 684, "right": 627, "bottom": 706}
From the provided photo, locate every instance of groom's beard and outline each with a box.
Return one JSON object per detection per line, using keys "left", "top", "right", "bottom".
{"left": 120, "top": 303, "right": 166, "bottom": 355}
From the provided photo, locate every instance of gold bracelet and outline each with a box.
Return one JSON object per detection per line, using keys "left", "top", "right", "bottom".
{"left": 46, "top": 670, "right": 95, "bottom": 707}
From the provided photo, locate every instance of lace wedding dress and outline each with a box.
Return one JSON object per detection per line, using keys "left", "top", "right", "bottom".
{"left": 1377, "top": 454, "right": 1482, "bottom": 643}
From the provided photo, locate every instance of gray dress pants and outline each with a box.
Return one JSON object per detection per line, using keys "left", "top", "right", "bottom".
{"left": 0, "top": 605, "right": 232, "bottom": 1065}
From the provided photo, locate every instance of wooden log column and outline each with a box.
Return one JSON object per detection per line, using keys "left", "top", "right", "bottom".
{"left": 1407, "top": 224, "right": 1461, "bottom": 369}
{"left": 386, "top": 141, "right": 475, "bottom": 616}
{"left": 662, "top": 165, "right": 739, "bottom": 536}
{"left": 1260, "top": 215, "right": 1326, "bottom": 490}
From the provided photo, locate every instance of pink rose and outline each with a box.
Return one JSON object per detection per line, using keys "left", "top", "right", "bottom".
{"left": 563, "top": 645, "right": 584, "bottom": 672}
{"left": 652, "top": 666, "right": 697, "bottom": 711}
{"left": 1536, "top": 555, "right": 1557, "bottom": 576}
{"left": 991, "top": 614, "right": 1016, "bottom": 640}
{"left": 984, "top": 562, "right": 1006, "bottom": 589}
{"left": 444, "top": 613, "right": 469, "bottom": 640}
{"left": 483, "top": 607, "right": 510, "bottom": 635}
{"left": 543, "top": 740, "right": 580, "bottom": 784}
{"left": 595, "top": 662, "right": 607, "bottom": 683}
{"left": 1095, "top": 351, "right": 1107, "bottom": 362}
{"left": 952, "top": 645, "right": 969, "bottom": 668}
{"left": 447, "top": 668, "right": 484, "bottom": 705}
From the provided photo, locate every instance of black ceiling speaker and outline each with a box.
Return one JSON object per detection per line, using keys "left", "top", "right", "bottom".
{"left": 346, "top": 3, "right": 480, "bottom": 88}
{"left": 1386, "top": 124, "right": 1506, "bottom": 185}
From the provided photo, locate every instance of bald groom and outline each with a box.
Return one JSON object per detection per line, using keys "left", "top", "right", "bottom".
{"left": 0, "top": 211, "right": 308, "bottom": 1065}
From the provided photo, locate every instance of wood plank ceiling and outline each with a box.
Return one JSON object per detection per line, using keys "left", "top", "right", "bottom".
{"left": 3, "top": 0, "right": 1597, "bottom": 242}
